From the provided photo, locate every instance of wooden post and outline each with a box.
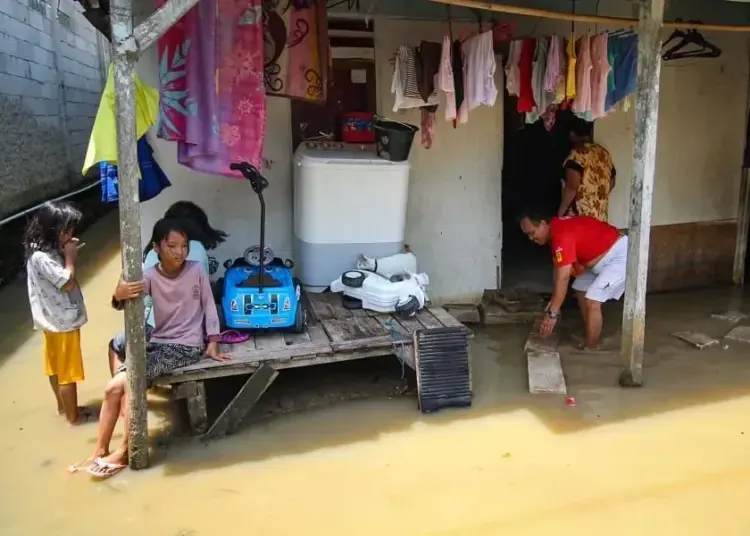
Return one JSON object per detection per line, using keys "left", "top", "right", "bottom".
{"left": 619, "top": 0, "right": 665, "bottom": 388}
{"left": 732, "top": 168, "right": 750, "bottom": 286}
{"left": 110, "top": 0, "right": 149, "bottom": 469}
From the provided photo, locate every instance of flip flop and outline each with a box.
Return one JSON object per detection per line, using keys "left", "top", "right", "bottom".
{"left": 87, "top": 457, "right": 126, "bottom": 479}
{"left": 68, "top": 457, "right": 97, "bottom": 474}
{"left": 218, "top": 330, "right": 251, "bottom": 345}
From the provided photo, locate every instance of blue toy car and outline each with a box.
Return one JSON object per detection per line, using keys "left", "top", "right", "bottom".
{"left": 214, "top": 162, "right": 306, "bottom": 333}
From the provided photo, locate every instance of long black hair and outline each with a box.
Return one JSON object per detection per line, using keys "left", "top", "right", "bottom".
{"left": 22, "top": 201, "right": 83, "bottom": 259}
{"left": 142, "top": 218, "right": 191, "bottom": 260}
{"left": 164, "top": 201, "right": 227, "bottom": 250}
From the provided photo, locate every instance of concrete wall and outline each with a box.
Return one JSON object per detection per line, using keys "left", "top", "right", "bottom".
{"left": 135, "top": 1, "right": 750, "bottom": 303}
{"left": 0, "top": 0, "right": 107, "bottom": 218}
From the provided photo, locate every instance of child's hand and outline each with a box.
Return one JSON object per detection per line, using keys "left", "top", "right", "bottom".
{"left": 205, "top": 341, "right": 231, "bottom": 362}
{"left": 63, "top": 238, "right": 80, "bottom": 261}
{"left": 114, "top": 280, "right": 145, "bottom": 301}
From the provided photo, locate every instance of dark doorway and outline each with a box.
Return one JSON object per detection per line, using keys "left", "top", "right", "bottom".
{"left": 501, "top": 97, "right": 579, "bottom": 293}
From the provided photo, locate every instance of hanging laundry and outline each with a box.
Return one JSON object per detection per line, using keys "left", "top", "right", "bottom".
{"left": 590, "top": 33, "right": 611, "bottom": 119}
{"left": 565, "top": 34, "right": 577, "bottom": 101}
{"left": 544, "top": 36, "right": 562, "bottom": 96}
{"left": 457, "top": 31, "right": 498, "bottom": 124}
{"left": 417, "top": 41, "right": 442, "bottom": 103}
{"left": 263, "top": 0, "right": 329, "bottom": 102}
{"left": 100, "top": 137, "right": 172, "bottom": 204}
{"left": 517, "top": 38, "right": 536, "bottom": 113}
{"left": 605, "top": 32, "right": 638, "bottom": 111}
{"left": 530, "top": 36, "right": 554, "bottom": 120}
{"left": 505, "top": 39, "right": 522, "bottom": 97}
{"left": 451, "top": 39, "right": 465, "bottom": 127}
{"left": 154, "top": 0, "right": 196, "bottom": 141}
{"left": 437, "top": 36, "right": 457, "bottom": 121}
{"left": 421, "top": 107, "right": 437, "bottom": 149}
{"left": 181, "top": 0, "right": 266, "bottom": 176}
{"left": 392, "top": 45, "right": 439, "bottom": 111}
{"left": 606, "top": 35, "right": 617, "bottom": 95}
{"left": 572, "top": 34, "right": 593, "bottom": 118}
{"left": 82, "top": 64, "right": 160, "bottom": 176}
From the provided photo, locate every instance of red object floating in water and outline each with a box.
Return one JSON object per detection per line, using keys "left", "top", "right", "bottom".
{"left": 565, "top": 397, "right": 576, "bottom": 407}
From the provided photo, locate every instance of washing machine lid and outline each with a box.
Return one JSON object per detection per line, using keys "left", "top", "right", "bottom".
{"left": 295, "top": 142, "right": 410, "bottom": 167}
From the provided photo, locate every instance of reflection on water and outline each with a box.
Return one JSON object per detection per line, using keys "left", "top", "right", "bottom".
{"left": 2, "top": 216, "right": 750, "bottom": 535}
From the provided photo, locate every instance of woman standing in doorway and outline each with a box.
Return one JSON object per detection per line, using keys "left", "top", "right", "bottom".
{"left": 557, "top": 118, "right": 617, "bottom": 222}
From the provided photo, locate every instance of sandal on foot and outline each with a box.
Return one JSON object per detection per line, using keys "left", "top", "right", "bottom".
{"left": 218, "top": 330, "right": 250, "bottom": 345}
{"left": 87, "top": 457, "right": 126, "bottom": 479}
{"left": 68, "top": 457, "right": 98, "bottom": 474}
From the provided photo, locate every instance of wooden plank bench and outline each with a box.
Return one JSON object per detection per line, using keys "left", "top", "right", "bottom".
{"left": 153, "top": 293, "right": 470, "bottom": 437}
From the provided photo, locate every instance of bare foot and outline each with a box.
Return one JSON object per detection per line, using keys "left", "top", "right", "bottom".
{"left": 67, "top": 407, "right": 96, "bottom": 426}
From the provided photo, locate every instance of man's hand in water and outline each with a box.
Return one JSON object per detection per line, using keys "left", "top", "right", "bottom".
{"left": 114, "top": 280, "right": 145, "bottom": 301}
{"left": 205, "top": 341, "right": 231, "bottom": 362}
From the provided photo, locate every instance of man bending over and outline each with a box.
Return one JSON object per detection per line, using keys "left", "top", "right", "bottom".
{"left": 519, "top": 210, "right": 628, "bottom": 350}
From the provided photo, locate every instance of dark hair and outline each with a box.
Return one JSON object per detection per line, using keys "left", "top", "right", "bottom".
{"left": 569, "top": 116, "right": 594, "bottom": 138}
{"left": 142, "top": 218, "right": 190, "bottom": 260}
{"left": 163, "top": 201, "right": 227, "bottom": 250}
{"left": 23, "top": 201, "right": 83, "bottom": 259}
{"left": 517, "top": 207, "right": 554, "bottom": 225}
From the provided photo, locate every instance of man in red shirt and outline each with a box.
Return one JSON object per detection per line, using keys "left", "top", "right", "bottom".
{"left": 519, "top": 210, "right": 628, "bottom": 351}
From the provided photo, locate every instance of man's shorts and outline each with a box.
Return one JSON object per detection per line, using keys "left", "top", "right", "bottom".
{"left": 43, "top": 329, "right": 84, "bottom": 385}
{"left": 572, "top": 235, "right": 628, "bottom": 303}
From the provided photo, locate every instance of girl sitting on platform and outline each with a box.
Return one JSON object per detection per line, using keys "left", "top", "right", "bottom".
{"left": 73, "top": 218, "right": 230, "bottom": 479}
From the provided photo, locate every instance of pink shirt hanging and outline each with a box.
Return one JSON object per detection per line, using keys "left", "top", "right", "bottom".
{"left": 590, "top": 34, "right": 611, "bottom": 119}
{"left": 572, "top": 34, "right": 593, "bottom": 115}
{"left": 437, "top": 35, "right": 457, "bottom": 121}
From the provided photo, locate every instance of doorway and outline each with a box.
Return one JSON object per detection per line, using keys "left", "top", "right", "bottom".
{"left": 500, "top": 98, "right": 578, "bottom": 293}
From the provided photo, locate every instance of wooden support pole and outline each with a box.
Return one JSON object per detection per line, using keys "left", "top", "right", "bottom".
{"left": 110, "top": 0, "right": 149, "bottom": 469}
{"left": 619, "top": 0, "right": 665, "bottom": 389}
{"left": 131, "top": 0, "right": 202, "bottom": 52}
{"left": 429, "top": 0, "right": 750, "bottom": 32}
{"left": 733, "top": 168, "right": 750, "bottom": 286}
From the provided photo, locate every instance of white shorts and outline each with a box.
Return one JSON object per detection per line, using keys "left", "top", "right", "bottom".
{"left": 572, "top": 236, "right": 628, "bottom": 303}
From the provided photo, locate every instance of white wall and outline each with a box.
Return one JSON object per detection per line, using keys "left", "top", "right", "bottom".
{"left": 598, "top": 30, "right": 749, "bottom": 228}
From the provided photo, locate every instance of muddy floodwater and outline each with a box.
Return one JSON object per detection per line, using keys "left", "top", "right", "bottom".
{"left": 2, "top": 216, "right": 750, "bottom": 535}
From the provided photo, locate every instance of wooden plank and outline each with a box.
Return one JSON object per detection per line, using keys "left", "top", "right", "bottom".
{"left": 284, "top": 330, "right": 312, "bottom": 345}
{"left": 673, "top": 331, "right": 719, "bottom": 350}
{"left": 132, "top": 0, "right": 202, "bottom": 52}
{"left": 321, "top": 316, "right": 393, "bottom": 351}
{"left": 204, "top": 364, "right": 279, "bottom": 439}
{"left": 220, "top": 336, "right": 256, "bottom": 356}
{"left": 184, "top": 381, "right": 208, "bottom": 435}
{"left": 255, "top": 332, "right": 288, "bottom": 351}
{"left": 306, "top": 325, "right": 330, "bottom": 345}
{"left": 324, "top": 293, "right": 353, "bottom": 319}
{"left": 415, "top": 309, "right": 443, "bottom": 330}
{"left": 396, "top": 315, "right": 422, "bottom": 335}
{"left": 620, "top": 0, "right": 664, "bottom": 389}
{"left": 427, "top": 306, "right": 464, "bottom": 329}
{"left": 307, "top": 293, "right": 336, "bottom": 321}
{"left": 527, "top": 351, "right": 567, "bottom": 395}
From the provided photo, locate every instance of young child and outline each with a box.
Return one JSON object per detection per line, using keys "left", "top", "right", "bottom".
{"left": 79, "top": 218, "right": 229, "bottom": 478}
{"left": 23, "top": 201, "right": 89, "bottom": 425}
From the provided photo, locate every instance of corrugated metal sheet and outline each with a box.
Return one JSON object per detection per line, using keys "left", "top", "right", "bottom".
{"left": 414, "top": 326, "right": 472, "bottom": 413}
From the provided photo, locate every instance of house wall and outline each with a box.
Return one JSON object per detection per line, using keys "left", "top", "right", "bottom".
{"left": 0, "top": 0, "right": 107, "bottom": 218}
{"left": 135, "top": 1, "right": 749, "bottom": 303}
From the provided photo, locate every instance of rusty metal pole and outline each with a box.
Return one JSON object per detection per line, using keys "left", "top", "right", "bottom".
{"left": 110, "top": 0, "right": 149, "bottom": 470}
{"left": 619, "top": 0, "right": 665, "bottom": 388}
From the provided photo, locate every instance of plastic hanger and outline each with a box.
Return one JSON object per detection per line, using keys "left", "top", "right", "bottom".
{"left": 662, "top": 28, "right": 721, "bottom": 61}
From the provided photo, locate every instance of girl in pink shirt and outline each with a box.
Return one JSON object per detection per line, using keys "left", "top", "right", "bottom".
{"left": 74, "top": 218, "right": 229, "bottom": 479}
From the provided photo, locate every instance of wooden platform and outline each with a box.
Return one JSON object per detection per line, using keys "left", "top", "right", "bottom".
{"left": 153, "top": 293, "right": 469, "bottom": 437}
{"left": 153, "top": 292, "right": 466, "bottom": 386}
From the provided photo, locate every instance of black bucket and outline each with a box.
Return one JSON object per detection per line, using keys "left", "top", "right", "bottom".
{"left": 374, "top": 118, "right": 419, "bottom": 162}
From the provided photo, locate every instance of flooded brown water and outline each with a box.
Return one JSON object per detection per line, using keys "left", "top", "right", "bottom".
{"left": 2, "top": 215, "right": 750, "bottom": 535}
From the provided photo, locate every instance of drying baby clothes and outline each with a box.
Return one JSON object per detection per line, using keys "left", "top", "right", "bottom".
{"left": 572, "top": 34, "right": 593, "bottom": 119}
{"left": 590, "top": 33, "right": 611, "bottom": 119}
{"left": 421, "top": 107, "right": 437, "bottom": 149}
{"left": 517, "top": 38, "right": 536, "bottom": 113}
{"left": 437, "top": 35, "right": 457, "bottom": 121}
{"left": 505, "top": 39, "right": 522, "bottom": 97}
{"left": 457, "top": 30, "right": 498, "bottom": 124}
{"left": 417, "top": 41, "right": 442, "bottom": 103}
{"left": 392, "top": 45, "right": 439, "bottom": 111}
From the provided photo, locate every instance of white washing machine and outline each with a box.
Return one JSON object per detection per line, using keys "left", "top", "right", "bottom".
{"left": 293, "top": 142, "right": 411, "bottom": 292}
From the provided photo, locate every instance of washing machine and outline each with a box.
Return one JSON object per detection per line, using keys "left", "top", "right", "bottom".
{"left": 293, "top": 142, "right": 411, "bottom": 292}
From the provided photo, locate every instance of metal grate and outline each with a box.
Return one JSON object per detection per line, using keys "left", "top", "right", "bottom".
{"left": 414, "top": 326, "right": 472, "bottom": 413}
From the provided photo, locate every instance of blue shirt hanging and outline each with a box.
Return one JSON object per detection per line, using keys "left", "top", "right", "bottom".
{"left": 100, "top": 137, "right": 171, "bottom": 204}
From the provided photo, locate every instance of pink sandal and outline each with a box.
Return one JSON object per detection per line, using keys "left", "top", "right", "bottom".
{"left": 218, "top": 330, "right": 251, "bottom": 344}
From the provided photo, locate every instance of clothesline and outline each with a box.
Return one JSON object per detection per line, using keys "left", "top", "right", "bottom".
{"left": 429, "top": 0, "right": 750, "bottom": 33}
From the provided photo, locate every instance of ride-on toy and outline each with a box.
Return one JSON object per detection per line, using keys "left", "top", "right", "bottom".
{"left": 215, "top": 162, "right": 305, "bottom": 333}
